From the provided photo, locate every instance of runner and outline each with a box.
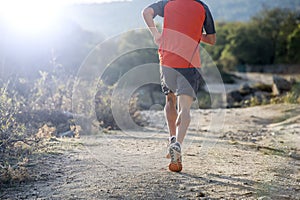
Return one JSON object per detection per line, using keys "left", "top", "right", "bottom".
{"left": 142, "top": 0, "right": 216, "bottom": 172}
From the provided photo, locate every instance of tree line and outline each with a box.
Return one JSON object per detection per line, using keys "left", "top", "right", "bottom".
{"left": 204, "top": 8, "right": 300, "bottom": 71}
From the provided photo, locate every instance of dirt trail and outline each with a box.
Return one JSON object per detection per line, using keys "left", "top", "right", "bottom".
{"left": 1, "top": 104, "right": 300, "bottom": 199}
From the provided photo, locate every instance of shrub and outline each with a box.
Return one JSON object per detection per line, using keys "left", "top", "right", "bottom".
{"left": 31, "top": 71, "right": 75, "bottom": 111}
{"left": 0, "top": 82, "right": 31, "bottom": 186}
{"left": 95, "top": 81, "right": 145, "bottom": 130}
{"left": 282, "top": 83, "right": 300, "bottom": 104}
{"left": 0, "top": 82, "right": 26, "bottom": 148}
{"left": 270, "top": 82, "right": 300, "bottom": 104}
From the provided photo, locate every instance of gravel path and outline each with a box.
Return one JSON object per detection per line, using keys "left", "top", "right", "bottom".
{"left": 1, "top": 104, "right": 300, "bottom": 199}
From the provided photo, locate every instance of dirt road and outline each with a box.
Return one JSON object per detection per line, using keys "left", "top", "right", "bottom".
{"left": 1, "top": 104, "right": 300, "bottom": 199}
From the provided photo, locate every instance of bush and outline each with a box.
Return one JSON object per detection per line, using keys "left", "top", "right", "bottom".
{"left": 0, "top": 71, "right": 77, "bottom": 186}
{"left": 95, "top": 81, "right": 146, "bottom": 130}
{"left": 0, "top": 66, "right": 147, "bottom": 186}
{"left": 0, "top": 82, "right": 31, "bottom": 186}
{"left": 270, "top": 82, "right": 300, "bottom": 104}
{"left": 0, "top": 81, "right": 27, "bottom": 150}
{"left": 283, "top": 82, "right": 300, "bottom": 104}
{"left": 31, "top": 70, "right": 75, "bottom": 111}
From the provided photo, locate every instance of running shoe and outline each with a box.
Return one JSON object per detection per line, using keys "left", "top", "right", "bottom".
{"left": 166, "top": 136, "right": 176, "bottom": 158}
{"left": 168, "top": 142, "right": 182, "bottom": 172}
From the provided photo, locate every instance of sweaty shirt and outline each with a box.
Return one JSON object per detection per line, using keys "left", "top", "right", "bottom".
{"left": 148, "top": 0, "right": 216, "bottom": 68}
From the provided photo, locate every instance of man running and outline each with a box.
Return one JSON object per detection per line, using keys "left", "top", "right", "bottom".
{"left": 142, "top": 0, "right": 216, "bottom": 172}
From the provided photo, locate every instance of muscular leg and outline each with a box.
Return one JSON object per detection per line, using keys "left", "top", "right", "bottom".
{"left": 164, "top": 93, "right": 177, "bottom": 137}
{"left": 176, "top": 94, "right": 193, "bottom": 144}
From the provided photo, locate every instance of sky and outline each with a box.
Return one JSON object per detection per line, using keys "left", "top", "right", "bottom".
{"left": 41, "top": 0, "right": 132, "bottom": 5}
{"left": 0, "top": 0, "right": 131, "bottom": 9}
{"left": 0, "top": 0, "right": 131, "bottom": 35}
{"left": 70, "top": 0, "right": 131, "bottom": 3}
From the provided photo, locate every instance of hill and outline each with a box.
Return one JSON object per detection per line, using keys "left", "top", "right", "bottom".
{"left": 66, "top": 0, "right": 300, "bottom": 36}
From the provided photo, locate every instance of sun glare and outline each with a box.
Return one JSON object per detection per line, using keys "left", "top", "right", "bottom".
{"left": 0, "top": 0, "right": 64, "bottom": 36}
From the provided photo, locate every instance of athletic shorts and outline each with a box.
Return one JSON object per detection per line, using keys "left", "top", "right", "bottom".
{"left": 160, "top": 66, "right": 205, "bottom": 100}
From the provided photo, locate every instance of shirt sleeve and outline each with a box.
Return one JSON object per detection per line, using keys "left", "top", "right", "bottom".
{"left": 202, "top": 3, "right": 216, "bottom": 34}
{"left": 148, "top": 0, "right": 168, "bottom": 18}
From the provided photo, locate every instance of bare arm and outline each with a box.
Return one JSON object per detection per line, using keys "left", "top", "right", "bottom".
{"left": 142, "top": 7, "right": 162, "bottom": 45}
{"left": 201, "top": 33, "right": 216, "bottom": 45}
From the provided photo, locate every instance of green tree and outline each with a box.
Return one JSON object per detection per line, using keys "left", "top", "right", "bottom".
{"left": 209, "top": 8, "right": 300, "bottom": 71}
{"left": 251, "top": 8, "right": 298, "bottom": 64}
{"left": 287, "top": 25, "right": 300, "bottom": 63}
{"left": 228, "top": 23, "right": 272, "bottom": 65}
{"left": 203, "top": 22, "right": 240, "bottom": 71}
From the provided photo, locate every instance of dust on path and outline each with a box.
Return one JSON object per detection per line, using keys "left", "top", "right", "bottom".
{"left": 1, "top": 104, "right": 300, "bottom": 199}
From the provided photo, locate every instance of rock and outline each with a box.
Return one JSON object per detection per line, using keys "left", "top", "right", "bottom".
{"left": 56, "top": 123, "right": 71, "bottom": 134}
{"left": 289, "top": 152, "right": 300, "bottom": 160}
{"left": 227, "top": 91, "right": 243, "bottom": 107}
{"left": 258, "top": 196, "right": 272, "bottom": 200}
{"left": 179, "top": 185, "right": 186, "bottom": 190}
{"left": 195, "top": 191, "right": 205, "bottom": 197}
{"left": 252, "top": 83, "right": 273, "bottom": 93}
{"left": 272, "top": 75, "right": 292, "bottom": 95}
{"left": 243, "top": 94, "right": 254, "bottom": 102}
{"left": 58, "top": 131, "right": 75, "bottom": 138}
{"left": 239, "top": 83, "right": 253, "bottom": 95}
{"left": 250, "top": 91, "right": 271, "bottom": 104}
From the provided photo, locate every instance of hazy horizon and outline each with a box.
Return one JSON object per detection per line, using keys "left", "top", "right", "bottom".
{"left": 66, "top": 0, "right": 132, "bottom": 4}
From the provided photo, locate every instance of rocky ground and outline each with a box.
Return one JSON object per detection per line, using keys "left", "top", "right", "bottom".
{"left": 1, "top": 104, "right": 300, "bottom": 199}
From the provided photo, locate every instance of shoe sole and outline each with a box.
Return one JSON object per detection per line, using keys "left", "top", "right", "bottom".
{"left": 169, "top": 162, "right": 182, "bottom": 172}
{"left": 168, "top": 147, "right": 182, "bottom": 172}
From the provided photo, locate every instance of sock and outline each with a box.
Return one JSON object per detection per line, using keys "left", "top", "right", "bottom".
{"left": 169, "top": 136, "right": 176, "bottom": 143}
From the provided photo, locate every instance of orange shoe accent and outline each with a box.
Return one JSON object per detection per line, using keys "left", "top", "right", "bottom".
{"left": 169, "top": 162, "right": 182, "bottom": 172}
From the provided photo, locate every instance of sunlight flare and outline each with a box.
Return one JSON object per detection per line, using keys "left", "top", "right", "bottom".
{"left": 0, "top": 0, "right": 64, "bottom": 35}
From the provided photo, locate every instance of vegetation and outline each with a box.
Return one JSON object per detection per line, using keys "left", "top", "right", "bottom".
{"left": 0, "top": 4, "right": 299, "bottom": 187}
{"left": 270, "top": 82, "right": 300, "bottom": 104}
{"left": 0, "top": 71, "right": 143, "bottom": 186}
{"left": 204, "top": 8, "right": 300, "bottom": 71}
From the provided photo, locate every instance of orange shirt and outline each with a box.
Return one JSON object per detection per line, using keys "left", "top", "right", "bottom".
{"left": 149, "top": 0, "right": 215, "bottom": 68}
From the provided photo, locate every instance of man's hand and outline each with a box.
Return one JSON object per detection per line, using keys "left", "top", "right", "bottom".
{"left": 201, "top": 33, "right": 216, "bottom": 45}
{"left": 153, "top": 31, "right": 162, "bottom": 46}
